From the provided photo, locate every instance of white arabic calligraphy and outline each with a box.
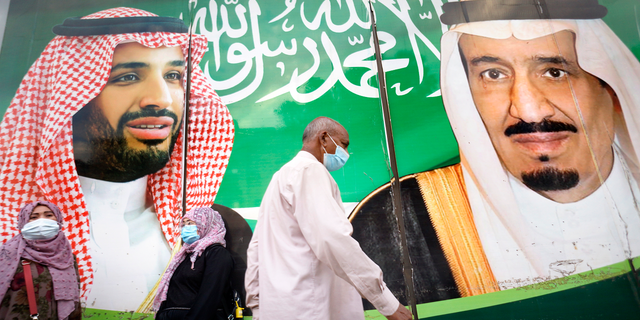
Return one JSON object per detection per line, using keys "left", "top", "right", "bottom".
{"left": 193, "top": 0, "right": 444, "bottom": 104}
{"left": 419, "top": 12, "right": 432, "bottom": 19}
{"left": 348, "top": 34, "right": 364, "bottom": 46}
{"left": 391, "top": 83, "right": 413, "bottom": 96}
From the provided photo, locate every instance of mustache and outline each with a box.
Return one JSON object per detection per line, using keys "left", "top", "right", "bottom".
{"left": 504, "top": 120, "right": 578, "bottom": 137}
{"left": 117, "top": 108, "right": 180, "bottom": 130}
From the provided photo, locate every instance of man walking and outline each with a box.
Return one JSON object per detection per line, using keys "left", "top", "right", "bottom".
{"left": 245, "top": 117, "right": 411, "bottom": 320}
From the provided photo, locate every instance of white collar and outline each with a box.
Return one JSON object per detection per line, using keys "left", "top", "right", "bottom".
{"left": 78, "top": 175, "right": 148, "bottom": 214}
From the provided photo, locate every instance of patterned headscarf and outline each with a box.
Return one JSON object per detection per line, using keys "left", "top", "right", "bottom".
{"left": 153, "top": 207, "right": 227, "bottom": 310}
{"left": 0, "top": 201, "right": 79, "bottom": 319}
{"left": 0, "top": 7, "right": 234, "bottom": 297}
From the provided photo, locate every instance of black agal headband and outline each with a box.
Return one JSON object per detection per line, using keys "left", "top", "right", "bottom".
{"left": 52, "top": 16, "right": 188, "bottom": 36}
{"left": 440, "top": 0, "right": 607, "bottom": 25}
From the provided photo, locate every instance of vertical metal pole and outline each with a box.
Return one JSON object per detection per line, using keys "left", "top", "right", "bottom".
{"left": 182, "top": 4, "right": 195, "bottom": 217}
{"left": 368, "top": 2, "right": 418, "bottom": 319}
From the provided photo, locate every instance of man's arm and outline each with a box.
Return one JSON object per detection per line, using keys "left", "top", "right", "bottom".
{"left": 388, "top": 304, "right": 413, "bottom": 320}
{"left": 245, "top": 224, "right": 260, "bottom": 319}
{"left": 293, "top": 163, "right": 404, "bottom": 318}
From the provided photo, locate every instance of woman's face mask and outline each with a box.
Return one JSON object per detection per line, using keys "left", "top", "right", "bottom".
{"left": 21, "top": 219, "right": 60, "bottom": 240}
{"left": 181, "top": 225, "right": 200, "bottom": 244}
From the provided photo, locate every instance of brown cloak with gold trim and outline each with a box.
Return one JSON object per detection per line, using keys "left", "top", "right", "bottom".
{"left": 349, "top": 164, "right": 498, "bottom": 309}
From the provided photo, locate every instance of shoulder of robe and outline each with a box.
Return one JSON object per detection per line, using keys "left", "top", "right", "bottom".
{"left": 204, "top": 244, "right": 234, "bottom": 267}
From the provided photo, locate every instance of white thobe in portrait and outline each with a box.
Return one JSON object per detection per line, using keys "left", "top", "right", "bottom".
{"left": 245, "top": 151, "right": 398, "bottom": 320}
{"left": 79, "top": 176, "right": 171, "bottom": 311}
{"left": 474, "top": 150, "right": 640, "bottom": 289}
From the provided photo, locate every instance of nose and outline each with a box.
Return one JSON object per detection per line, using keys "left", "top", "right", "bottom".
{"left": 509, "top": 74, "right": 555, "bottom": 123}
{"left": 139, "top": 74, "right": 173, "bottom": 109}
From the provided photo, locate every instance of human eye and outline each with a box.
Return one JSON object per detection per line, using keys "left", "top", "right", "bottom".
{"left": 165, "top": 71, "right": 183, "bottom": 81}
{"left": 479, "top": 69, "right": 507, "bottom": 81}
{"left": 111, "top": 73, "right": 139, "bottom": 84}
{"left": 542, "top": 68, "right": 568, "bottom": 79}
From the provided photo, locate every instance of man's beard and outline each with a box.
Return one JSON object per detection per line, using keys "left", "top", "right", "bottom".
{"left": 521, "top": 167, "right": 580, "bottom": 191}
{"left": 504, "top": 119, "right": 580, "bottom": 191}
{"left": 72, "top": 103, "right": 181, "bottom": 182}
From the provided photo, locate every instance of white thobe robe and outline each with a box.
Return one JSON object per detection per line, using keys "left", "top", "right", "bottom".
{"left": 245, "top": 151, "right": 398, "bottom": 320}
{"left": 79, "top": 176, "right": 171, "bottom": 311}
{"left": 474, "top": 151, "right": 640, "bottom": 289}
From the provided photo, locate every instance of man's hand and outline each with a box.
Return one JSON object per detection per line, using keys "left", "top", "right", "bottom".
{"left": 386, "top": 303, "right": 412, "bottom": 320}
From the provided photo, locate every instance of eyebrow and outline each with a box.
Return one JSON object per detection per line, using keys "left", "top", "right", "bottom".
{"left": 535, "top": 56, "right": 571, "bottom": 65}
{"left": 470, "top": 55, "right": 574, "bottom": 65}
{"left": 111, "top": 62, "right": 148, "bottom": 73}
{"left": 30, "top": 211, "right": 54, "bottom": 216}
{"left": 469, "top": 56, "right": 500, "bottom": 66}
{"left": 111, "top": 60, "right": 185, "bottom": 72}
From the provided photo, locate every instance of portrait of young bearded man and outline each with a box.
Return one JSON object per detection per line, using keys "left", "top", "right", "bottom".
{"left": 0, "top": 7, "right": 234, "bottom": 311}
{"left": 73, "top": 43, "right": 186, "bottom": 183}
{"left": 349, "top": 0, "right": 640, "bottom": 306}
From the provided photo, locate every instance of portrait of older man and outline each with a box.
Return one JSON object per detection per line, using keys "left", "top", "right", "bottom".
{"left": 0, "top": 7, "right": 233, "bottom": 311}
{"left": 350, "top": 0, "right": 640, "bottom": 306}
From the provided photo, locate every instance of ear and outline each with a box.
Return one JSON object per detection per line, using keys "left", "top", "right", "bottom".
{"left": 605, "top": 84, "right": 622, "bottom": 114}
{"left": 318, "top": 131, "right": 328, "bottom": 146}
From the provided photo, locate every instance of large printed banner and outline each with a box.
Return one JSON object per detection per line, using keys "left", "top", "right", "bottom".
{"left": 204, "top": 0, "right": 458, "bottom": 212}
{"left": 0, "top": 0, "right": 638, "bottom": 318}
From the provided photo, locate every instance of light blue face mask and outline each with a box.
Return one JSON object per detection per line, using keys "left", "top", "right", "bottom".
{"left": 323, "top": 134, "right": 349, "bottom": 172}
{"left": 181, "top": 225, "right": 200, "bottom": 244}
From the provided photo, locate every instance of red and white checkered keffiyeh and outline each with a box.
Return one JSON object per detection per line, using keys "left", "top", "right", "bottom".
{"left": 0, "top": 7, "right": 234, "bottom": 298}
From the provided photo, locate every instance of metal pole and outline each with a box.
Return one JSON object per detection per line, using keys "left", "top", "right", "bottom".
{"left": 368, "top": 1, "right": 418, "bottom": 319}
{"left": 182, "top": 4, "right": 195, "bottom": 217}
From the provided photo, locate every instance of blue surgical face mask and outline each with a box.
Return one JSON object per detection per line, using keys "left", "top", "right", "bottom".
{"left": 21, "top": 219, "right": 60, "bottom": 241}
{"left": 323, "top": 134, "right": 349, "bottom": 172}
{"left": 181, "top": 225, "right": 200, "bottom": 244}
